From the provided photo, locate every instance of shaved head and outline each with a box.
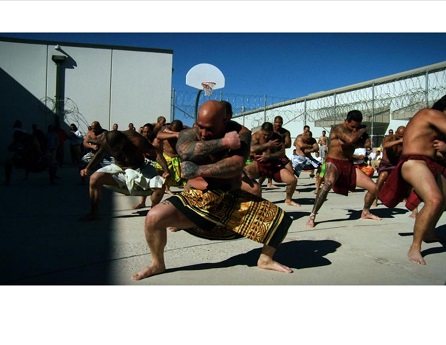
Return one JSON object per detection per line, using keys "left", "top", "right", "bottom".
{"left": 395, "top": 126, "right": 405, "bottom": 137}
{"left": 196, "top": 100, "right": 228, "bottom": 140}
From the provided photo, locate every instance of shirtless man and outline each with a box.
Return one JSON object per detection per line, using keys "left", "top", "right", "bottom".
{"left": 293, "top": 131, "right": 320, "bottom": 174}
{"left": 379, "top": 95, "right": 446, "bottom": 265}
{"left": 80, "top": 129, "right": 169, "bottom": 220}
{"left": 154, "top": 119, "right": 186, "bottom": 193}
{"left": 318, "top": 130, "right": 328, "bottom": 161}
{"left": 293, "top": 130, "right": 322, "bottom": 192}
{"left": 132, "top": 100, "right": 293, "bottom": 280}
{"left": 244, "top": 122, "right": 299, "bottom": 206}
{"left": 306, "top": 110, "right": 381, "bottom": 228}
{"left": 373, "top": 126, "right": 405, "bottom": 207}
{"left": 132, "top": 123, "right": 167, "bottom": 209}
{"left": 260, "top": 116, "right": 293, "bottom": 188}
{"left": 153, "top": 116, "right": 167, "bottom": 138}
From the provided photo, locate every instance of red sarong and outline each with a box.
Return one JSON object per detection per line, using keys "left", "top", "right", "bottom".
{"left": 256, "top": 159, "right": 287, "bottom": 182}
{"left": 326, "top": 157, "right": 356, "bottom": 196}
{"left": 378, "top": 155, "right": 446, "bottom": 209}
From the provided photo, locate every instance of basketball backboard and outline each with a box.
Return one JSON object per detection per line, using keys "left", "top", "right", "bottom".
{"left": 186, "top": 63, "right": 225, "bottom": 96}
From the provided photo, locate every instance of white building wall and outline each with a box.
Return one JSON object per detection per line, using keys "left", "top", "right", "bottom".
{"left": 0, "top": 38, "right": 173, "bottom": 163}
{"left": 110, "top": 49, "right": 173, "bottom": 129}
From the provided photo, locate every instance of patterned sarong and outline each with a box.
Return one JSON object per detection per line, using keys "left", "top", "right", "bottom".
{"left": 168, "top": 188, "right": 292, "bottom": 248}
{"left": 155, "top": 154, "right": 186, "bottom": 187}
{"left": 97, "top": 162, "right": 165, "bottom": 195}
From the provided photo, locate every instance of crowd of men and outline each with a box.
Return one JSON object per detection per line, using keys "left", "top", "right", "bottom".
{"left": 5, "top": 95, "right": 446, "bottom": 280}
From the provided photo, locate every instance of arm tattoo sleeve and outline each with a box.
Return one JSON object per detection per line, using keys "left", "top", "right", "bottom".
{"left": 176, "top": 129, "right": 224, "bottom": 163}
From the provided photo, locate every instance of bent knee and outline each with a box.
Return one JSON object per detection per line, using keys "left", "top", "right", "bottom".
{"left": 425, "top": 195, "right": 444, "bottom": 211}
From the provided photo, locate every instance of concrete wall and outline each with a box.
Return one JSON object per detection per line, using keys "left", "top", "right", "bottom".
{"left": 0, "top": 38, "right": 173, "bottom": 163}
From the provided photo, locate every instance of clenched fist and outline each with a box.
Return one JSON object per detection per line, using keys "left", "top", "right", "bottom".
{"left": 222, "top": 131, "right": 241, "bottom": 150}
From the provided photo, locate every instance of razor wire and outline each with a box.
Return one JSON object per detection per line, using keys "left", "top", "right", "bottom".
{"left": 38, "top": 96, "right": 90, "bottom": 134}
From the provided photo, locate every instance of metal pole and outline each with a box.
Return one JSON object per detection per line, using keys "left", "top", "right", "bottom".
{"left": 194, "top": 89, "right": 203, "bottom": 124}
{"left": 333, "top": 93, "right": 337, "bottom": 127}
{"left": 371, "top": 84, "right": 375, "bottom": 148}
{"left": 171, "top": 88, "right": 175, "bottom": 120}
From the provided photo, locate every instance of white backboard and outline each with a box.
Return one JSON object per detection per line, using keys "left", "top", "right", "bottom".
{"left": 186, "top": 63, "right": 225, "bottom": 90}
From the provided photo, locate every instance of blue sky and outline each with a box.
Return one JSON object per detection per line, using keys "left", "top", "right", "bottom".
{"left": 3, "top": 31, "right": 446, "bottom": 101}
{"left": 2, "top": 1, "right": 446, "bottom": 101}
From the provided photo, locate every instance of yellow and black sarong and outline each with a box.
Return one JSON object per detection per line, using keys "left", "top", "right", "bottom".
{"left": 168, "top": 188, "right": 292, "bottom": 248}
{"left": 155, "top": 154, "right": 186, "bottom": 187}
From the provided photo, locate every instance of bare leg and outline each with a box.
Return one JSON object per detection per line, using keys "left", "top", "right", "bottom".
{"left": 133, "top": 196, "right": 147, "bottom": 209}
{"left": 408, "top": 207, "right": 418, "bottom": 219}
{"left": 150, "top": 185, "right": 166, "bottom": 207}
{"left": 257, "top": 245, "right": 292, "bottom": 273}
{"left": 306, "top": 163, "right": 338, "bottom": 228}
{"left": 267, "top": 178, "right": 277, "bottom": 188}
{"left": 165, "top": 186, "right": 174, "bottom": 195}
{"left": 373, "top": 170, "right": 388, "bottom": 207}
{"left": 401, "top": 161, "right": 446, "bottom": 265}
{"left": 241, "top": 171, "right": 262, "bottom": 197}
{"left": 356, "top": 169, "right": 381, "bottom": 221}
{"left": 132, "top": 201, "right": 197, "bottom": 280}
{"left": 81, "top": 172, "right": 116, "bottom": 220}
{"left": 133, "top": 185, "right": 165, "bottom": 210}
{"left": 281, "top": 169, "right": 300, "bottom": 206}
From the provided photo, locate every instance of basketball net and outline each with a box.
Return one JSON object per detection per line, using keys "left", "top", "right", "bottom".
{"left": 202, "top": 82, "right": 216, "bottom": 96}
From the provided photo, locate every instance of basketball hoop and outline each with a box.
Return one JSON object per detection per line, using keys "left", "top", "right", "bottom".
{"left": 202, "top": 82, "right": 216, "bottom": 96}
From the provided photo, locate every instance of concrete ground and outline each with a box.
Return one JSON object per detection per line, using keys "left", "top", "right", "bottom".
{"left": 1, "top": 164, "right": 445, "bottom": 285}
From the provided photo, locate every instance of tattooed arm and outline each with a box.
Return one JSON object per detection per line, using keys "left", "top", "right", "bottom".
{"left": 180, "top": 129, "right": 251, "bottom": 180}
{"left": 250, "top": 132, "right": 281, "bottom": 155}
{"left": 176, "top": 128, "right": 242, "bottom": 163}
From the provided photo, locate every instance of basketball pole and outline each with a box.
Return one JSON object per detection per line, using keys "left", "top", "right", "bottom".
{"left": 194, "top": 89, "right": 203, "bottom": 124}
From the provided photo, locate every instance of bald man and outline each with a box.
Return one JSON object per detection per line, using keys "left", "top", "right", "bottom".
{"left": 133, "top": 100, "right": 293, "bottom": 280}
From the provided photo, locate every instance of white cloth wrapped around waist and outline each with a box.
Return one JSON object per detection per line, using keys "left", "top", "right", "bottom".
{"left": 96, "top": 162, "right": 165, "bottom": 194}
{"left": 291, "top": 154, "right": 320, "bottom": 170}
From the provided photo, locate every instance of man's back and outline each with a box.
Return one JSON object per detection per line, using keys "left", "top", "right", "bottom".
{"left": 104, "top": 130, "right": 153, "bottom": 169}
{"left": 403, "top": 108, "right": 446, "bottom": 157}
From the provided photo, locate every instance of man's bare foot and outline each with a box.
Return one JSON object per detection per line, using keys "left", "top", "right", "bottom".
{"left": 167, "top": 227, "right": 180, "bottom": 232}
{"left": 408, "top": 247, "right": 426, "bottom": 265}
{"left": 133, "top": 203, "right": 146, "bottom": 210}
{"left": 361, "top": 211, "right": 381, "bottom": 220}
{"left": 285, "top": 200, "right": 300, "bottom": 207}
{"left": 132, "top": 263, "right": 166, "bottom": 281}
{"left": 267, "top": 183, "right": 280, "bottom": 189}
{"left": 79, "top": 213, "right": 99, "bottom": 221}
{"left": 306, "top": 215, "right": 316, "bottom": 228}
{"left": 257, "top": 255, "right": 293, "bottom": 273}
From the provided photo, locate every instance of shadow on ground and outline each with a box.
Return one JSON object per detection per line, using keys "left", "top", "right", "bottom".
{"left": 164, "top": 239, "right": 341, "bottom": 274}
